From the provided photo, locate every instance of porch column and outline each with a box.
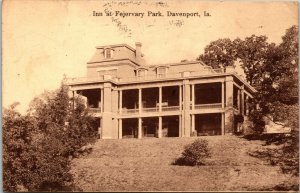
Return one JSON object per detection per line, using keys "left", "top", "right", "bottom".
{"left": 159, "top": 86, "right": 162, "bottom": 112}
{"left": 179, "top": 115, "right": 182, "bottom": 137}
{"left": 241, "top": 86, "right": 245, "bottom": 115}
{"left": 139, "top": 88, "right": 142, "bottom": 114}
{"left": 119, "top": 90, "right": 122, "bottom": 114}
{"left": 179, "top": 85, "right": 182, "bottom": 111}
{"left": 191, "top": 114, "right": 195, "bottom": 134}
{"left": 138, "top": 117, "right": 142, "bottom": 139}
{"left": 100, "top": 88, "right": 103, "bottom": 113}
{"left": 225, "top": 76, "right": 234, "bottom": 134}
{"left": 183, "top": 80, "right": 191, "bottom": 137}
{"left": 221, "top": 81, "right": 225, "bottom": 108}
{"left": 158, "top": 116, "right": 162, "bottom": 138}
{"left": 118, "top": 119, "right": 122, "bottom": 139}
{"left": 221, "top": 113, "right": 225, "bottom": 135}
{"left": 179, "top": 85, "right": 184, "bottom": 137}
{"left": 102, "top": 83, "right": 113, "bottom": 139}
{"left": 191, "top": 84, "right": 195, "bottom": 110}
{"left": 245, "top": 95, "right": 249, "bottom": 115}
{"left": 237, "top": 89, "right": 241, "bottom": 111}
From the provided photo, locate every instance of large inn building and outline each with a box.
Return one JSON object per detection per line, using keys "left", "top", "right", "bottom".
{"left": 65, "top": 42, "right": 256, "bottom": 139}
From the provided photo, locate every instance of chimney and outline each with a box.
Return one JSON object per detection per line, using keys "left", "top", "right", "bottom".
{"left": 135, "top": 42, "right": 142, "bottom": 62}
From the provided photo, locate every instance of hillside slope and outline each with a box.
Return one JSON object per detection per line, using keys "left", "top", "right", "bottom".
{"left": 71, "top": 136, "right": 296, "bottom": 191}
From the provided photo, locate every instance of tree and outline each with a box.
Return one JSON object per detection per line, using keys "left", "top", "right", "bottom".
{"left": 276, "top": 25, "right": 298, "bottom": 104}
{"left": 28, "top": 83, "right": 70, "bottom": 133}
{"left": 237, "top": 35, "right": 272, "bottom": 86}
{"left": 239, "top": 26, "right": 298, "bottom": 175}
{"left": 197, "top": 38, "right": 240, "bottom": 69}
{"left": 28, "top": 83, "right": 98, "bottom": 157}
{"left": 3, "top": 103, "right": 34, "bottom": 191}
{"left": 197, "top": 27, "right": 298, "bottom": 132}
{"left": 251, "top": 26, "right": 298, "bottom": 126}
{"left": 3, "top": 82, "right": 98, "bottom": 191}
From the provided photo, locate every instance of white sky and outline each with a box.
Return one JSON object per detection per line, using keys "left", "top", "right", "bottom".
{"left": 2, "top": 0, "right": 298, "bottom": 113}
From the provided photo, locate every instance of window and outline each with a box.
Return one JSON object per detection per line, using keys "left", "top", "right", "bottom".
{"left": 104, "top": 48, "right": 113, "bottom": 59}
{"left": 137, "top": 69, "right": 145, "bottom": 79}
{"left": 157, "top": 67, "right": 167, "bottom": 78}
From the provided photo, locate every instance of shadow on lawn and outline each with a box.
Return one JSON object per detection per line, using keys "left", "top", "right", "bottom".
{"left": 244, "top": 133, "right": 299, "bottom": 191}
{"left": 243, "top": 133, "right": 288, "bottom": 145}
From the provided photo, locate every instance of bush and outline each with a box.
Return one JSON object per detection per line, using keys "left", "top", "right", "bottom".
{"left": 174, "top": 139, "right": 211, "bottom": 166}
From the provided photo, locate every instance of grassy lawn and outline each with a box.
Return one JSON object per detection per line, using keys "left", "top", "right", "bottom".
{"left": 71, "top": 135, "right": 298, "bottom": 191}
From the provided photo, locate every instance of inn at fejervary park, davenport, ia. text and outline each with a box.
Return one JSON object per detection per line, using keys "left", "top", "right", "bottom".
{"left": 92, "top": 10, "right": 211, "bottom": 18}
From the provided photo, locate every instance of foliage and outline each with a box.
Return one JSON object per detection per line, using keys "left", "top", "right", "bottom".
{"left": 198, "top": 26, "right": 298, "bottom": 132}
{"left": 250, "top": 26, "right": 298, "bottom": 133}
{"left": 2, "top": 103, "right": 34, "bottom": 191}
{"left": 236, "top": 35, "right": 271, "bottom": 86}
{"left": 197, "top": 38, "right": 240, "bottom": 69}
{"left": 3, "top": 82, "right": 98, "bottom": 191}
{"left": 198, "top": 26, "right": 298, "bottom": 177}
{"left": 25, "top": 131, "right": 74, "bottom": 191}
{"left": 244, "top": 26, "right": 298, "bottom": 175}
{"left": 174, "top": 139, "right": 211, "bottom": 166}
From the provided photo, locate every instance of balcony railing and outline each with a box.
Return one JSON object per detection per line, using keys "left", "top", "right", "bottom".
{"left": 192, "top": 103, "right": 223, "bottom": 110}
{"left": 87, "top": 104, "right": 223, "bottom": 115}
{"left": 143, "top": 107, "right": 159, "bottom": 113}
{"left": 88, "top": 107, "right": 102, "bottom": 113}
{"left": 162, "top": 106, "right": 180, "bottom": 111}
{"left": 121, "top": 106, "right": 181, "bottom": 115}
{"left": 66, "top": 76, "right": 104, "bottom": 84}
{"left": 65, "top": 67, "right": 227, "bottom": 84}
{"left": 121, "top": 108, "right": 139, "bottom": 114}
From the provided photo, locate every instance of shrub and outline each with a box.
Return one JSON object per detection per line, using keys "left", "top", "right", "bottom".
{"left": 174, "top": 139, "right": 211, "bottom": 166}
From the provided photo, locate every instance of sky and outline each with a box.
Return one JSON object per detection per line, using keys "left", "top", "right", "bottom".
{"left": 2, "top": 0, "right": 298, "bottom": 113}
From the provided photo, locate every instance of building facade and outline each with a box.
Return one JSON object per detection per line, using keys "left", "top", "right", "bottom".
{"left": 65, "top": 42, "right": 256, "bottom": 139}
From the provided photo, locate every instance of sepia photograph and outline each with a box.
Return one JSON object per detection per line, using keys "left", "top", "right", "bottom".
{"left": 2, "top": 0, "right": 299, "bottom": 192}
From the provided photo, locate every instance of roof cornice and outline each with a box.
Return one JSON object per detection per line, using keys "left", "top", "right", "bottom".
{"left": 96, "top": 44, "right": 136, "bottom": 52}
{"left": 87, "top": 58, "right": 141, "bottom": 67}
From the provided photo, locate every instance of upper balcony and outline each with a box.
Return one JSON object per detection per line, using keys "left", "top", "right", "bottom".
{"left": 65, "top": 67, "right": 228, "bottom": 85}
{"left": 120, "top": 86, "right": 181, "bottom": 116}
{"left": 121, "top": 106, "right": 181, "bottom": 115}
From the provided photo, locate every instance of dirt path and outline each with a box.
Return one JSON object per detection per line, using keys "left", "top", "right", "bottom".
{"left": 71, "top": 136, "right": 295, "bottom": 191}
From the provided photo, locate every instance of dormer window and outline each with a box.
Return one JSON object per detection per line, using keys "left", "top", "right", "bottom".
{"left": 157, "top": 66, "right": 167, "bottom": 78}
{"left": 136, "top": 68, "right": 147, "bottom": 80}
{"left": 104, "top": 48, "right": 113, "bottom": 59}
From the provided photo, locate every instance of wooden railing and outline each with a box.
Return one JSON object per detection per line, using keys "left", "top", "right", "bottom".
{"left": 88, "top": 107, "right": 102, "bottom": 113}
{"left": 162, "top": 106, "right": 180, "bottom": 111}
{"left": 121, "top": 108, "right": 139, "bottom": 114}
{"left": 192, "top": 103, "right": 222, "bottom": 110}
{"left": 65, "top": 76, "right": 104, "bottom": 84}
{"left": 65, "top": 68, "right": 227, "bottom": 84}
{"left": 87, "top": 104, "right": 223, "bottom": 114}
{"left": 121, "top": 106, "right": 181, "bottom": 115}
{"left": 143, "top": 107, "right": 159, "bottom": 113}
